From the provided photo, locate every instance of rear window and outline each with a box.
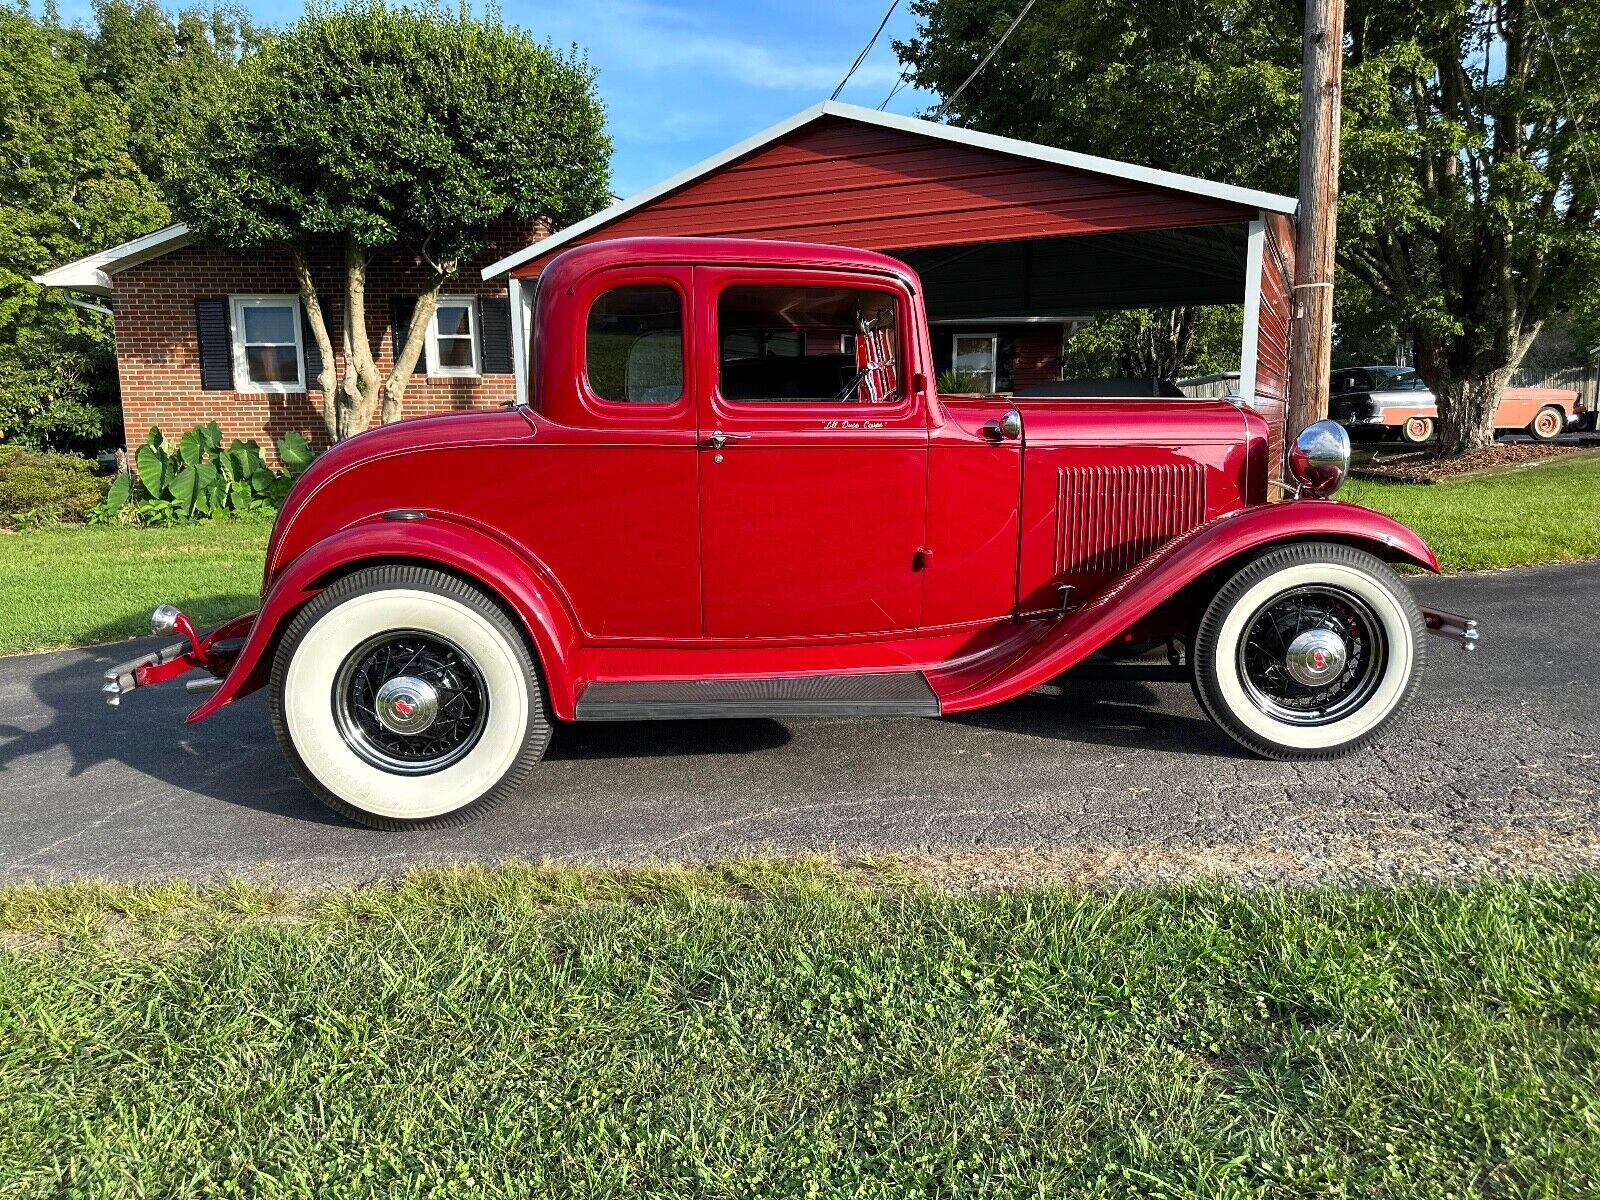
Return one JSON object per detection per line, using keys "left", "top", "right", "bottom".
{"left": 585, "top": 284, "right": 683, "bottom": 403}
{"left": 717, "top": 285, "right": 899, "bottom": 404}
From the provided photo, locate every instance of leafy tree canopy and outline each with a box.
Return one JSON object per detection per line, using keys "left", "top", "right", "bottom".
{"left": 169, "top": 0, "right": 611, "bottom": 264}
{"left": 900, "top": 0, "right": 1600, "bottom": 456}
{"left": 166, "top": 0, "right": 612, "bottom": 439}
{"left": 0, "top": 4, "right": 168, "bottom": 450}
{"left": 79, "top": 0, "right": 259, "bottom": 189}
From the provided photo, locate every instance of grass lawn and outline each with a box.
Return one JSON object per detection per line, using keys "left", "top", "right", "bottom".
{"left": 1, "top": 864, "right": 1597, "bottom": 1196}
{"left": 0, "top": 518, "right": 270, "bottom": 656}
{"left": 1344, "top": 452, "right": 1600, "bottom": 571}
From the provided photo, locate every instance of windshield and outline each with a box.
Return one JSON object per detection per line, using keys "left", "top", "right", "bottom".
{"left": 1385, "top": 370, "right": 1429, "bottom": 391}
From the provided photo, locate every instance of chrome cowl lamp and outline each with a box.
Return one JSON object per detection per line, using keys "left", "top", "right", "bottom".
{"left": 1288, "top": 419, "right": 1351, "bottom": 498}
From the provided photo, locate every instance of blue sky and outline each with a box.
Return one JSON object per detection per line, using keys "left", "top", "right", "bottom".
{"left": 59, "top": 0, "right": 936, "bottom": 199}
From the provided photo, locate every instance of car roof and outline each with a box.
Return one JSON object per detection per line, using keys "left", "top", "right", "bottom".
{"left": 537, "top": 236, "right": 919, "bottom": 292}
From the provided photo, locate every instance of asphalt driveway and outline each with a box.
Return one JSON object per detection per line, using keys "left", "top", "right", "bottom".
{"left": 2, "top": 562, "right": 1596, "bottom": 887}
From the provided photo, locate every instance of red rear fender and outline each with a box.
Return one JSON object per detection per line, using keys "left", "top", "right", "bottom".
{"left": 930, "top": 500, "right": 1437, "bottom": 713}
{"left": 185, "top": 516, "right": 583, "bottom": 724}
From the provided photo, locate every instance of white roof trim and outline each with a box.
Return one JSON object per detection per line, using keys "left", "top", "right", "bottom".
{"left": 32, "top": 223, "right": 192, "bottom": 296}
{"left": 482, "top": 101, "right": 1297, "bottom": 280}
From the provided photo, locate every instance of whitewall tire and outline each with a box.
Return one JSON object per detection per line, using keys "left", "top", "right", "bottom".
{"left": 1191, "top": 543, "right": 1424, "bottom": 760}
{"left": 270, "top": 565, "right": 550, "bottom": 829}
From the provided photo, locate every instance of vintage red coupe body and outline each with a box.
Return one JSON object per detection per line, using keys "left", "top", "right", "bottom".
{"left": 106, "top": 237, "right": 1476, "bottom": 828}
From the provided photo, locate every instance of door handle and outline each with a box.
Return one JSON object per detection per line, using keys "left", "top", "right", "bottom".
{"left": 704, "top": 430, "right": 749, "bottom": 450}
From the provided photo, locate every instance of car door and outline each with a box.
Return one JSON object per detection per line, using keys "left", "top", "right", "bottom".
{"left": 694, "top": 266, "right": 929, "bottom": 638}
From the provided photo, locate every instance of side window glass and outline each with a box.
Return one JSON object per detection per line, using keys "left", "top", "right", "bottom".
{"left": 586, "top": 284, "right": 683, "bottom": 403}
{"left": 718, "top": 285, "right": 899, "bottom": 403}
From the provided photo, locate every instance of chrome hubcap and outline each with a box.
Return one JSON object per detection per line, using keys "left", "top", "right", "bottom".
{"left": 374, "top": 676, "right": 440, "bottom": 736}
{"left": 1284, "top": 628, "right": 1347, "bottom": 687}
{"left": 333, "top": 632, "right": 487, "bottom": 775}
{"left": 1238, "top": 585, "right": 1385, "bottom": 726}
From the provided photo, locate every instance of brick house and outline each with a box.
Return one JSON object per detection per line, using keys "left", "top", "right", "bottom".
{"left": 34, "top": 217, "right": 547, "bottom": 457}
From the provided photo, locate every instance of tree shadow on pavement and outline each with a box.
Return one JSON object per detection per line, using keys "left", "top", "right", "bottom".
{"left": 0, "top": 636, "right": 349, "bottom": 826}
{"left": 0, "top": 637, "right": 793, "bottom": 828}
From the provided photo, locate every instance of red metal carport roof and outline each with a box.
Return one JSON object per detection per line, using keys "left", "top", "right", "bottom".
{"left": 483, "top": 101, "right": 1297, "bottom": 281}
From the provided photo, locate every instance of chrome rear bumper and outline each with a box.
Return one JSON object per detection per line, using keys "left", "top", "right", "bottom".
{"left": 1421, "top": 607, "right": 1479, "bottom": 651}
{"left": 101, "top": 606, "right": 245, "bottom": 705}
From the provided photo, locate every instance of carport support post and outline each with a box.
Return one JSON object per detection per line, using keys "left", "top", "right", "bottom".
{"left": 1287, "top": 0, "right": 1345, "bottom": 440}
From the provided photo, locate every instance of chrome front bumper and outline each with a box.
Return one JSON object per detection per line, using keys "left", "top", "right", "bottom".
{"left": 1421, "top": 607, "right": 1479, "bottom": 651}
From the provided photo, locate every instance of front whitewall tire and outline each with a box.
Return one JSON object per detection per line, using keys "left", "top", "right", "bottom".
{"left": 271, "top": 566, "right": 550, "bottom": 829}
{"left": 1192, "top": 543, "right": 1424, "bottom": 759}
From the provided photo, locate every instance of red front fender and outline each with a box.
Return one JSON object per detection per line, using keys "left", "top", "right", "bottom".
{"left": 184, "top": 515, "right": 583, "bottom": 724}
{"left": 929, "top": 499, "right": 1438, "bottom": 713}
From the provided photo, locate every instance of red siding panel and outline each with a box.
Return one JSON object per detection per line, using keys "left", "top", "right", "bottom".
{"left": 1255, "top": 212, "right": 1296, "bottom": 472}
{"left": 513, "top": 117, "right": 1257, "bottom": 275}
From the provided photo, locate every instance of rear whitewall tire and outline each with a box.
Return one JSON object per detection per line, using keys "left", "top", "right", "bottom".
{"left": 270, "top": 566, "right": 550, "bottom": 829}
{"left": 1192, "top": 543, "right": 1424, "bottom": 759}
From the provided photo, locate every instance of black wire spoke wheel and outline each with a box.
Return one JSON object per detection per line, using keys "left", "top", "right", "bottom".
{"left": 333, "top": 631, "right": 489, "bottom": 774}
{"left": 1236, "top": 585, "right": 1386, "bottom": 726}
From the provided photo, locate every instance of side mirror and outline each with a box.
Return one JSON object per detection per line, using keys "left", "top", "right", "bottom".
{"left": 1288, "top": 419, "right": 1351, "bottom": 498}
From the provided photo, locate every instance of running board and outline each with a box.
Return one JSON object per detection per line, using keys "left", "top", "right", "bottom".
{"left": 575, "top": 672, "right": 941, "bottom": 721}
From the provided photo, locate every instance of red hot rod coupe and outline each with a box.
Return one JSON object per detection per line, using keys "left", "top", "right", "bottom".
{"left": 105, "top": 237, "right": 1477, "bottom": 829}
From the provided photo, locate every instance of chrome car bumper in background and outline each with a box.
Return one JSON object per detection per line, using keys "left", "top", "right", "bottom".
{"left": 1421, "top": 607, "right": 1479, "bottom": 652}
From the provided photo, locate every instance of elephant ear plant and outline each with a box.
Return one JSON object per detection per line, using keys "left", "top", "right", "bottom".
{"left": 97, "top": 423, "right": 312, "bottom": 523}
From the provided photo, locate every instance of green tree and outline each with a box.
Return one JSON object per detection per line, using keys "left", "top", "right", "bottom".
{"left": 1339, "top": 0, "right": 1600, "bottom": 453}
{"left": 80, "top": 0, "right": 258, "bottom": 190}
{"left": 899, "top": 0, "right": 1600, "bottom": 457}
{"left": 166, "top": 0, "right": 611, "bottom": 440}
{"left": 0, "top": 4, "right": 167, "bottom": 450}
{"left": 1062, "top": 306, "right": 1245, "bottom": 381}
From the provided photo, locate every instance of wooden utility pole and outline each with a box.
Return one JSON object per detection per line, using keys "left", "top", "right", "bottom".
{"left": 1287, "top": 0, "right": 1345, "bottom": 439}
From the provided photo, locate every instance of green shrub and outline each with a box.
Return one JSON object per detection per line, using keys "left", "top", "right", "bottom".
{"left": 0, "top": 445, "right": 110, "bottom": 527}
{"left": 94, "top": 423, "right": 314, "bottom": 525}
{"left": 937, "top": 369, "right": 988, "bottom": 393}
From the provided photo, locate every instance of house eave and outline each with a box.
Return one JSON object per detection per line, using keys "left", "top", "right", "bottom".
{"left": 31, "top": 222, "right": 192, "bottom": 297}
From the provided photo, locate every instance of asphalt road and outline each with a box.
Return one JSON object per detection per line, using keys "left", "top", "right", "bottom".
{"left": 2, "top": 562, "right": 1597, "bottom": 887}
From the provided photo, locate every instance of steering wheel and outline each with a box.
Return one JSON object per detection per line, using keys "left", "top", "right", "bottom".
{"left": 835, "top": 367, "right": 869, "bottom": 401}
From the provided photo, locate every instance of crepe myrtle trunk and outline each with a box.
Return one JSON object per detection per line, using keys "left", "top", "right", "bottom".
{"left": 288, "top": 238, "right": 450, "bottom": 442}
{"left": 1115, "top": 308, "right": 1198, "bottom": 381}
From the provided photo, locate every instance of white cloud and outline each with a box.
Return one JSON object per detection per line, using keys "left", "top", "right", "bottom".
{"left": 540, "top": 0, "right": 901, "bottom": 92}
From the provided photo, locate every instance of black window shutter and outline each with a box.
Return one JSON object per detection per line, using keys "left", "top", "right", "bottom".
{"left": 300, "top": 305, "right": 323, "bottom": 390}
{"left": 195, "top": 298, "right": 234, "bottom": 391}
{"left": 479, "top": 297, "right": 513, "bottom": 374}
{"left": 390, "top": 297, "right": 426, "bottom": 375}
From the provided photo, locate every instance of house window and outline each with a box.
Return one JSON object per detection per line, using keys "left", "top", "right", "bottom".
{"left": 229, "top": 295, "right": 305, "bottom": 392}
{"left": 717, "top": 285, "right": 900, "bottom": 403}
{"left": 426, "top": 296, "right": 481, "bottom": 376}
{"left": 952, "top": 334, "right": 998, "bottom": 393}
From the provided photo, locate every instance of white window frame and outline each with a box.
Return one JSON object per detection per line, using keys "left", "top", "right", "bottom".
{"left": 952, "top": 334, "right": 999, "bottom": 393}
{"left": 229, "top": 294, "right": 305, "bottom": 394}
{"left": 425, "top": 295, "right": 482, "bottom": 378}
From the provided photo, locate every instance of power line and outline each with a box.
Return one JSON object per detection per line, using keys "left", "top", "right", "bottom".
{"left": 879, "top": 70, "right": 912, "bottom": 110}
{"left": 1527, "top": 0, "right": 1599, "bottom": 206}
{"left": 831, "top": 0, "right": 901, "bottom": 102}
{"left": 931, "top": 0, "right": 1037, "bottom": 122}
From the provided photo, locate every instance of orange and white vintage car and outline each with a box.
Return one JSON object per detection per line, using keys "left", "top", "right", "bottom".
{"left": 1329, "top": 365, "right": 1580, "bottom": 445}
